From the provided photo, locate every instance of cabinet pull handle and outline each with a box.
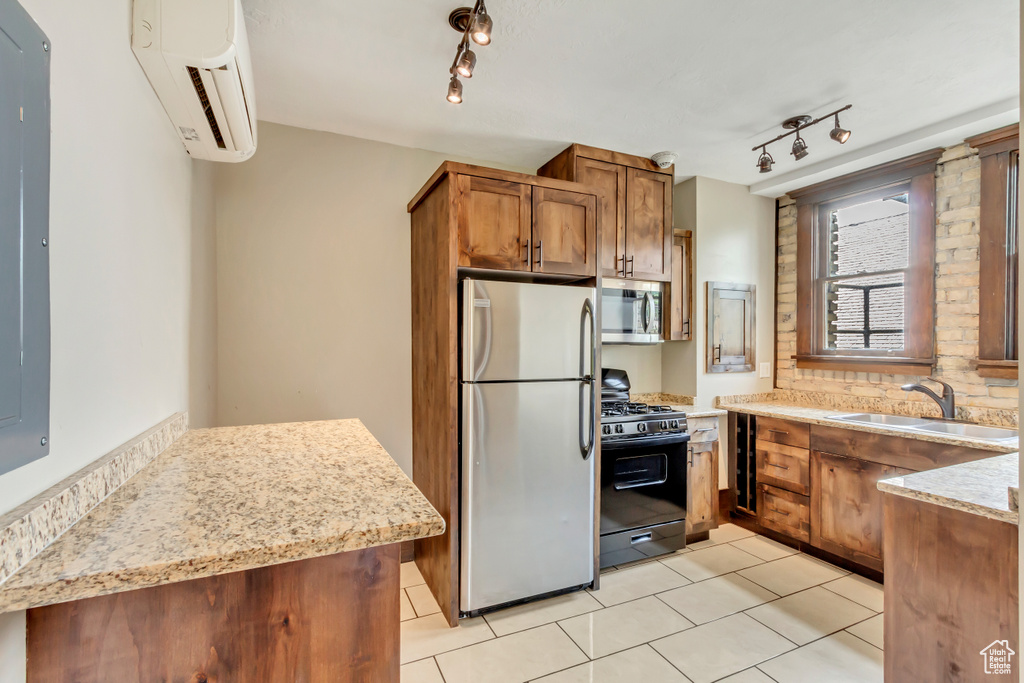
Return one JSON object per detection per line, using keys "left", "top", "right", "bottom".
{"left": 768, "top": 463, "right": 790, "bottom": 470}
{"left": 767, "top": 507, "right": 790, "bottom": 517}
{"left": 713, "top": 344, "right": 721, "bottom": 364}
{"left": 617, "top": 254, "right": 626, "bottom": 276}
{"left": 523, "top": 240, "right": 531, "bottom": 264}
{"left": 768, "top": 429, "right": 790, "bottom": 436}
{"left": 626, "top": 255, "right": 635, "bottom": 277}
{"left": 535, "top": 240, "right": 544, "bottom": 269}
{"left": 695, "top": 427, "right": 714, "bottom": 433}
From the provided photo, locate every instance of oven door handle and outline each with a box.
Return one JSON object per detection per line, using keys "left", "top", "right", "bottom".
{"left": 579, "top": 297, "right": 596, "bottom": 459}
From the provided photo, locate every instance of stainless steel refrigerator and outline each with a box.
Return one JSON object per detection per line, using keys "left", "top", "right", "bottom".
{"left": 460, "top": 278, "right": 597, "bottom": 615}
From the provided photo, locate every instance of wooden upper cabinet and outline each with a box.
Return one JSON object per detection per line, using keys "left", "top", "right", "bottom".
{"left": 576, "top": 158, "right": 626, "bottom": 277}
{"left": 625, "top": 168, "right": 672, "bottom": 281}
{"left": 456, "top": 175, "right": 532, "bottom": 271}
{"left": 538, "top": 145, "right": 674, "bottom": 282}
{"left": 532, "top": 186, "right": 597, "bottom": 277}
{"left": 667, "top": 231, "right": 692, "bottom": 340}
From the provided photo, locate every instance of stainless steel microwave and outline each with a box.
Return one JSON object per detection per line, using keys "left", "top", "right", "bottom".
{"left": 601, "top": 280, "right": 664, "bottom": 344}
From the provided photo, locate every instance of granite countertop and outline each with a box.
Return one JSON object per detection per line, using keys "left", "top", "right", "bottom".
{"left": 878, "top": 453, "right": 1019, "bottom": 525}
{"left": 0, "top": 419, "right": 445, "bottom": 613}
{"left": 716, "top": 400, "right": 1018, "bottom": 454}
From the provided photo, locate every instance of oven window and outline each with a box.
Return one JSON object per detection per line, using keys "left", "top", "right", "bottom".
{"left": 613, "top": 453, "right": 668, "bottom": 489}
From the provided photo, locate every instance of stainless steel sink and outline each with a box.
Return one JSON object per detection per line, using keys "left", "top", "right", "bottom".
{"left": 830, "top": 413, "right": 931, "bottom": 427}
{"left": 911, "top": 422, "right": 1018, "bottom": 441}
{"left": 829, "top": 412, "right": 1018, "bottom": 442}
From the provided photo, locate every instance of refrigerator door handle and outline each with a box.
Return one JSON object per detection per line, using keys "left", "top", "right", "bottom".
{"left": 579, "top": 297, "right": 596, "bottom": 459}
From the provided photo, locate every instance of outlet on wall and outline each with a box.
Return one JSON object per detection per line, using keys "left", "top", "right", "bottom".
{"left": 759, "top": 362, "right": 771, "bottom": 378}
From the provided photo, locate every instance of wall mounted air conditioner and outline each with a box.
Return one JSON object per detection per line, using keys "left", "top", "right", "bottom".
{"left": 131, "top": 0, "right": 257, "bottom": 162}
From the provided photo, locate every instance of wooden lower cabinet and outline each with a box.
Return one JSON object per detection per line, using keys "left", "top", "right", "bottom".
{"left": 810, "top": 451, "right": 911, "bottom": 572}
{"left": 757, "top": 484, "right": 810, "bottom": 542}
{"left": 686, "top": 441, "right": 718, "bottom": 535}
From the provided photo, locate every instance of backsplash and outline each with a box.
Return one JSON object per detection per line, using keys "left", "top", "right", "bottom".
{"left": 717, "top": 390, "right": 1017, "bottom": 428}
{"left": 776, "top": 141, "right": 1019, "bottom": 415}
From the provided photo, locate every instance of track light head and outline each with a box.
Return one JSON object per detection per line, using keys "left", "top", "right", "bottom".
{"left": 829, "top": 114, "right": 851, "bottom": 144}
{"left": 455, "top": 45, "right": 477, "bottom": 78}
{"left": 470, "top": 4, "right": 492, "bottom": 45}
{"left": 791, "top": 133, "right": 809, "bottom": 161}
{"left": 447, "top": 75, "right": 463, "bottom": 104}
{"left": 757, "top": 148, "right": 774, "bottom": 173}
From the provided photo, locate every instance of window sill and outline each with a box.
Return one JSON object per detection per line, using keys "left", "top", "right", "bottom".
{"left": 976, "top": 359, "right": 1019, "bottom": 380}
{"left": 793, "top": 354, "right": 936, "bottom": 375}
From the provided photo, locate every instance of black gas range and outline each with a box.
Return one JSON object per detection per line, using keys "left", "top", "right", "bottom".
{"left": 599, "top": 370, "right": 690, "bottom": 568}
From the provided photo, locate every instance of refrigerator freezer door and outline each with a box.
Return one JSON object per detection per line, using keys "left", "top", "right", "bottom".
{"left": 461, "top": 380, "right": 595, "bottom": 613}
{"left": 463, "top": 279, "right": 596, "bottom": 383}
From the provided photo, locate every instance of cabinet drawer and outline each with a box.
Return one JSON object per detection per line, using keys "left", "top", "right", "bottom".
{"left": 755, "top": 439, "right": 809, "bottom": 495}
{"left": 687, "top": 417, "right": 718, "bottom": 443}
{"left": 756, "top": 416, "right": 809, "bottom": 450}
{"left": 757, "top": 484, "right": 810, "bottom": 543}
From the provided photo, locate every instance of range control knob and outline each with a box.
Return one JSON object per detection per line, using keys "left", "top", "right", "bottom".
{"left": 602, "top": 425, "right": 611, "bottom": 435}
{"left": 670, "top": 420, "right": 679, "bottom": 429}
{"left": 637, "top": 423, "right": 647, "bottom": 433}
{"left": 660, "top": 420, "right": 668, "bottom": 429}
{"left": 615, "top": 424, "right": 624, "bottom": 434}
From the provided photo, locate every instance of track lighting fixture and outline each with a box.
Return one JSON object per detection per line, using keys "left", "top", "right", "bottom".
{"left": 791, "top": 131, "right": 809, "bottom": 160}
{"left": 751, "top": 104, "right": 852, "bottom": 173}
{"left": 447, "top": 75, "right": 463, "bottom": 104}
{"left": 455, "top": 42, "right": 477, "bottom": 78}
{"left": 445, "top": 1, "right": 495, "bottom": 103}
{"left": 470, "top": 3, "right": 493, "bottom": 45}
{"left": 829, "top": 113, "right": 851, "bottom": 144}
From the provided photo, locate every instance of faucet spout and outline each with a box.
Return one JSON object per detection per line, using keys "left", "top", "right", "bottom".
{"left": 901, "top": 379, "right": 956, "bottom": 419}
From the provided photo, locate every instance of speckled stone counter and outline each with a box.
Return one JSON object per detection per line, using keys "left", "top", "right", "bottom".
{"left": 878, "top": 452, "right": 1019, "bottom": 525}
{"left": 0, "top": 419, "right": 445, "bottom": 613}
{"left": 715, "top": 400, "right": 1018, "bottom": 454}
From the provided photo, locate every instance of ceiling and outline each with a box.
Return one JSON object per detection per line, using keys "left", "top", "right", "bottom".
{"left": 240, "top": 0, "right": 1019, "bottom": 196}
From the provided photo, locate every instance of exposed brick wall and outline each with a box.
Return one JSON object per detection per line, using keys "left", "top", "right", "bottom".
{"left": 775, "top": 142, "right": 1018, "bottom": 411}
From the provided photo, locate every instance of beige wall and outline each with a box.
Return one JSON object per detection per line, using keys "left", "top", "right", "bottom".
{"left": 0, "top": 0, "right": 203, "bottom": 680}
{"left": 211, "top": 122, "right": 524, "bottom": 475}
{"left": 662, "top": 177, "right": 776, "bottom": 409}
{"left": 601, "top": 345, "right": 663, "bottom": 393}
{"left": 190, "top": 161, "right": 219, "bottom": 428}
{"left": 775, "top": 141, "right": 1020, "bottom": 414}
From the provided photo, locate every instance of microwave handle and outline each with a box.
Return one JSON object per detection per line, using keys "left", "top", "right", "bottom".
{"left": 642, "top": 292, "right": 654, "bottom": 333}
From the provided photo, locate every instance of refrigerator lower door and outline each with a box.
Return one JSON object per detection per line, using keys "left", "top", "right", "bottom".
{"left": 463, "top": 279, "right": 596, "bottom": 382}
{"left": 461, "top": 380, "right": 595, "bottom": 614}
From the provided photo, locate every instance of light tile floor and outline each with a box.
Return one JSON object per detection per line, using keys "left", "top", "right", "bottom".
{"left": 400, "top": 524, "right": 884, "bottom": 682}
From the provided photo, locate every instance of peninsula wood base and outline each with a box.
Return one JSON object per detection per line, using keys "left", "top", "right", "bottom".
{"left": 883, "top": 494, "right": 1018, "bottom": 683}
{"left": 27, "top": 544, "right": 399, "bottom": 683}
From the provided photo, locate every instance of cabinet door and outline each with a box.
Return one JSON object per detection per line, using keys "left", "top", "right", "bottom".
{"left": 576, "top": 158, "right": 626, "bottom": 278}
{"left": 531, "top": 186, "right": 597, "bottom": 276}
{"left": 667, "top": 231, "right": 692, "bottom": 340}
{"left": 687, "top": 441, "right": 718, "bottom": 535}
{"left": 707, "top": 282, "right": 755, "bottom": 373}
{"left": 810, "top": 451, "right": 911, "bottom": 571}
{"left": 457, "top": 175, "right": 532, "bottom": 271}
{"left": 625, "top": 168, "right": 672, "bottom": 281}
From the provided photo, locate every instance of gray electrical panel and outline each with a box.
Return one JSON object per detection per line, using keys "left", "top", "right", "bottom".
{"left": 0, "top": 0, "right": 49, "bottom": 474}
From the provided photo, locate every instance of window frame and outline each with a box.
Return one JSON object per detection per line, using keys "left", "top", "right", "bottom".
{"left": 790, "top": 149, "right": 942, "bottom": 375}
{"left": 967, "top": 124, "right": 1019, "bottom": 379}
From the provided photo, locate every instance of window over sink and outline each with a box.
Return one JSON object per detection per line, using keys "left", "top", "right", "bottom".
{"left": 789, "top": 150, "right": 941, "bottom": 374}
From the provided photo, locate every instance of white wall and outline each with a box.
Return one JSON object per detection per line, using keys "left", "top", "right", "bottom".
{"left": 212, "top": 122, "right": 525, "bottom": 475}
{"left": 0, "top": 1, "right": 201, "bottom": 680}
{"left": 662, "top": 177, "right": 776, "bottom": 409}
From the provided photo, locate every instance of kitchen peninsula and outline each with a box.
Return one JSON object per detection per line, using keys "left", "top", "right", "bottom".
{"left": 0, "top": 419, "right": 444, "bottom": 683}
